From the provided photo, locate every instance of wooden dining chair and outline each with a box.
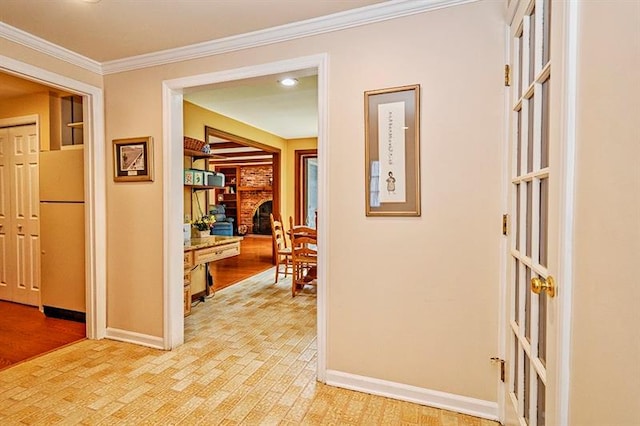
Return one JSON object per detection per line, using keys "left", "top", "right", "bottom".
{"left": 289, "top": 217, "right": 318, "bottom": 297}
{"left": 269, "top": 213, "right": 292, "bottom": 284}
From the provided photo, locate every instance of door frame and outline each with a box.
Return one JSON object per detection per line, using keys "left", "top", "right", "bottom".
{"left": 294, "top": 149, "right": 318, "bottom": 226}
{"left": 162, "top": 54, "right": 329, "bottom": 381}
{"left": 498, "top": 1, "right": 578, "bottom": 424}
{"left": 0, "top": 55, "right": 107, "bottom": 340}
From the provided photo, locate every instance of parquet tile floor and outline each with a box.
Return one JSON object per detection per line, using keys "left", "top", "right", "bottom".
{"left": 0, "top": 269, "right": 497, "bottom": 425}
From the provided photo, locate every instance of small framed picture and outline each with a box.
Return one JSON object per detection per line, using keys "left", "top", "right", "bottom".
{"left": 113, "top": 136, "right": 154, "bottom": 182}
{"left": 364, "top": 84, "right": 421, "bottom": 216}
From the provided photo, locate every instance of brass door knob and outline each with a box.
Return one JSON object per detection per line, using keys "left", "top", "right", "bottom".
{"left": 531, "top": 275, "right": 556, "bottom": 298}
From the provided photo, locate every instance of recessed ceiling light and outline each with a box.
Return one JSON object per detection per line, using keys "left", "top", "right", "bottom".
{"left": 81, "top": 0, "right": 101, "bottom": 3}
{"left": 279, "top": 78, "right": 298, "bottom": 87}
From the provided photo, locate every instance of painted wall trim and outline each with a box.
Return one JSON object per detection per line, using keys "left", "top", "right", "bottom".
{"left": 0, "top": 22, "right": 102, "bottom": 75}
{"left": 105, "top": 327, "right": 164, "bottom": 350}
{"left": 555, "top": 1, "right": 579, "bottom": 424}
{"left": 496, "top": 20, "right": 512, "bottom": 425}
{"left": 326, "top": 370, "right": 499, "bottom": 421}
{"left": 161, "top": 82, "right": 185, "bottom": 350}
{"left": 0, "top": 55, "right": 107, "bottom": 341}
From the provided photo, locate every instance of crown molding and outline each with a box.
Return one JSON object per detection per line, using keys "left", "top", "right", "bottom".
{"left": 1, "top": 0, "right": 477, "bottom": 76}
{"left": 101, "top": 0, "right": 478, "bottom": 74}
{"left": 0, "top": 21, "right": 103, "bottom": 75}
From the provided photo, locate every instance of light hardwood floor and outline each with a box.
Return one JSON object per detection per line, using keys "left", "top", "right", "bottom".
{"left": 0, "top": 270, "right": 497, "bottom": 425}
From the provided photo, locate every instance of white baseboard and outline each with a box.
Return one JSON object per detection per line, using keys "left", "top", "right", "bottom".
{"left": 325, "top": 370, "right": 498, "bottom": 421}
{"left": 105, "top": 327, "right": 165, "bottom": 350}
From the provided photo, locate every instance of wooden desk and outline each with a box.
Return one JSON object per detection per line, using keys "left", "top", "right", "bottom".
{"left": 183, "top": 235, "right": 242, "bottom": 316}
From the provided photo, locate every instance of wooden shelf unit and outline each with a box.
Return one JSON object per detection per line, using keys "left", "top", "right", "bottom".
{"left": 213, "top": 166, "right": 239, "bottom": 230}
{"left": 184, "top": 148, "right": 219, "bottom": 222}
{"left": 185, "top": 184, "right": 221, "bottom": 191}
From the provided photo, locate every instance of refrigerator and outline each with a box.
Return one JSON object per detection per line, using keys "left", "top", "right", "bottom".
{"left": 39, "top": 149, "right": 86, "bottom": 319}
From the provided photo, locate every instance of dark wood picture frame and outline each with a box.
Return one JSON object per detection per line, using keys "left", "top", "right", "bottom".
{"left": 364, "top": 84, "right": 420, "bottom": 216}
{"left": 113, "top": 136, "right": 154, "bottom": 182}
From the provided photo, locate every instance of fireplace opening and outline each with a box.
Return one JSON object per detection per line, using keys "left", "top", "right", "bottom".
{"left": 252, "top": 200, "right": 273, "bottom": 235}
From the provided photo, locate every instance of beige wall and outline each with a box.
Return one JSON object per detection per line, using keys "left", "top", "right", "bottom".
{"left": 324, "top": 3, "right": 503, "bottom": 401}
{"left": 569, "top": 2, "right": 640, "bottom": 424}
{"left": 101, "top": 0, "right": 504, "bottom": 401}
{"left": 0, "top": 92, "right": 52, "bottom": 149}
{"left": 103, "top": 70, "right": 165, "bottom": 336}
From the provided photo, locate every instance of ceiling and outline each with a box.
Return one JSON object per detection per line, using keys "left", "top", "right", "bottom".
{"left": 185, "top": 71, "right": 318, "bottom": 140}
{"left": 0, "top": 0, "right": 384, "bottom": 63}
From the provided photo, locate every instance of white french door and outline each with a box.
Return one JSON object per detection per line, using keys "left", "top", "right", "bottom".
{"left": 503, "top": 0, "right": 559, "bottom": 424}
{"left": 0, "top": 124, "right": 41, "bottom": 306}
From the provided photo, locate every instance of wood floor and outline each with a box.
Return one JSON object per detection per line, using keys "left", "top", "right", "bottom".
{"left": 208, "top": 234, "right": 274, "bottom": 291}
{"left": 0, "top": 301, "right": 85, "bottom": 371}
{"left": 0, "top": 270, "right": 497, "bottom": 425}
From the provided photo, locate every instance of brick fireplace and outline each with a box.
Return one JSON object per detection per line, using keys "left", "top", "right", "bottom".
{"left": 238, "top": 165, "right": 273, "bottom": 234}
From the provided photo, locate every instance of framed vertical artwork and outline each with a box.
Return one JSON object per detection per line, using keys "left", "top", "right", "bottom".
{"left": 113, "top": 136, "right": 154, "bottom": 182}
{"left": 364, "top": 84, "right": 421, "bottom": 216}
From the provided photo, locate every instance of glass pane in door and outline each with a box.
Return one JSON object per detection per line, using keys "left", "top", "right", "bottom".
{"left": 524, "top": 355, "right": 531, "bottom": 423}
{"left": 527, "top": 98, "right": 535, "bottom": 174}
{"left": 526, "top": 181, "right": 533, "bottom": 257}
{"left": 537, "top": 376, "right": 546, "bottom": 426}
{"left": 538, "top": 287, "right": 547, "bottom": 365}
{"left": 541, "top": 80, "right": 550, "bottom": 168}
{"left": 514, "top": 259, "right": 520, "bottom": 325}
{"left": 513, "top": 337, "right": 519, "bottom": 398}
{"left": 529, "top": 11, "right": 536, "bottom": 86}
{"left": 539, "top": 178, "right": 549, "bottom": 266}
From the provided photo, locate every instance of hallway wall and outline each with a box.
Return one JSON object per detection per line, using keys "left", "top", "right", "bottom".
{"left": 570, "top": 2, "right": 640, "bottom": 424}
{"left": 102, "top": 0, "right": 505, "bottom": 404}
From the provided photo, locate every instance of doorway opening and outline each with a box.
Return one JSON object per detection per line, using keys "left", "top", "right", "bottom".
{"left": 0, "top": 60, "right": 106, "bottom": 360}
{"left": 163, "top": 54, "right": 328, "bottom": 382}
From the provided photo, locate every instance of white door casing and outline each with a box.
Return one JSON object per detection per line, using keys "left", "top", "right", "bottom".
{"left": 162, "top": 54, "right": 329, "bottom": 383}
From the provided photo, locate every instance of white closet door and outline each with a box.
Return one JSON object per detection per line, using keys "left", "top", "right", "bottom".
{"left": 0, "top": 124, "right": 40, "bottom": 306}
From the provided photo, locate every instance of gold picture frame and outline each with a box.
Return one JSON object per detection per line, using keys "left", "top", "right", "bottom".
{"left": 364, "top": 84, "right": 420, "bottom": 216}
{"left": 113, "top": 136, "right": 154, "bottom": 182}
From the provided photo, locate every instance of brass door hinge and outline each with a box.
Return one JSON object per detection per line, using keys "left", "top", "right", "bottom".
{"left": 502, "top": 214, "right": 509, "bottom": 236}
{"left": 504, "top": 64, "right": 511, "bottom": 87}
{"left": 491, "top": 357, "right": 506, "bottom": 382}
